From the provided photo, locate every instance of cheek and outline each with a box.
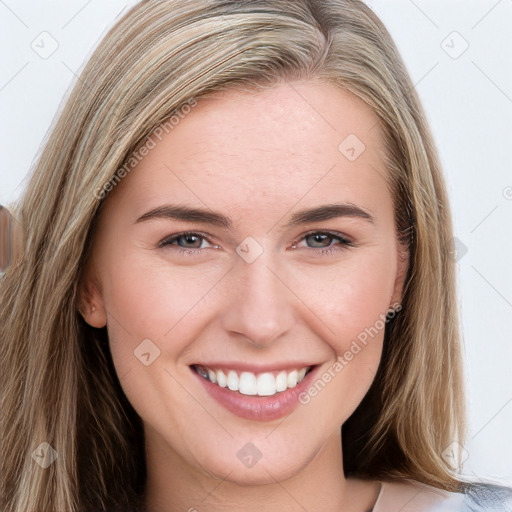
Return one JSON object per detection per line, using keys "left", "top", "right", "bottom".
{"left": 98, "top": 249, "right": 228, "bottom": 407}
{"left": 292, "top": 246, "right": 398, "bottom": 353}
{"left": 98, "top": 252, "right": 217, "bottom": 426}
{"left": 292, "top": 251, "right": 396, "bottom": 424}
{"left": 102, "top": 250, "right": 223, "bottom": 338}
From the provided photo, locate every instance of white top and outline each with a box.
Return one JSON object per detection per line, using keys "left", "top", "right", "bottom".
{"left": 371, "top": 479, "right": 465, "bottom": 511}
{"left": 370, "top": 478, "right": 512, "bottom": 511}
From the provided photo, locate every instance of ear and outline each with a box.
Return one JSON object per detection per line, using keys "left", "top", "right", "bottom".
{"left": 390, "top": 239, "right": 410, "bottom": 308}
{"left": 77, "top": 263, "right": 107, "bottom": 328}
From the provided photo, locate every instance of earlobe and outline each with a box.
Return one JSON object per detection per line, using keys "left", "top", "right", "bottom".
{"left": 390, "top": 240, "right": 410, "bottom": 307}
{"left": 78, "top": 272, "right": 107, "bottom": 328}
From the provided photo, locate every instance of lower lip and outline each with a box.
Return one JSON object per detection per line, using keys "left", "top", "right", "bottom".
{"left": 191, "top": 366, "right": 319, "bottom": 421}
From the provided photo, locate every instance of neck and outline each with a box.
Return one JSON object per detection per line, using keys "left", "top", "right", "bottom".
{"left": 143, "top": 429, "right": 377, "bottom": 512}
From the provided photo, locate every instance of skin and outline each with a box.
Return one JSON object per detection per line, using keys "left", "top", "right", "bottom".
{"left": 80, "top": 80, "right": 408, "bottom": 512}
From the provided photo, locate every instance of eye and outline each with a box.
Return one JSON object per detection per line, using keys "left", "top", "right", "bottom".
{"left": 158, "top": 230, "right": 353, "bottom": 257}
{"left": 292, "top": 231, "right": 353, "bottom": 256}
{"left": 158, "top": 231, "right": 217, "bottom": 254}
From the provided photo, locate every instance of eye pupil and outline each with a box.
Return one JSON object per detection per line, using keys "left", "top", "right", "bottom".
{"left": 181, "top": 234, "right": 201, "bottom": 248}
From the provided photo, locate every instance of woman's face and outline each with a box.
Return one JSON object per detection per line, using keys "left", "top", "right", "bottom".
{"left": 81, "top": 80, "right": 407, "bottom": 486}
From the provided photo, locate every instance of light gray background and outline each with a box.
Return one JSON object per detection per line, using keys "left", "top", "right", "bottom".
{"left": 1, "top": 0, "right": 511, "bottom": 485}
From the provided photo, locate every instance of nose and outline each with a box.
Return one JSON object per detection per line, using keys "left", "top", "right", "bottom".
{"left": 220, "top": 249, "right": 295, "bottom": 348}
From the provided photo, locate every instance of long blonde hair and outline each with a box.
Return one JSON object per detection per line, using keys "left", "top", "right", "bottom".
{"left": 1, "top": 1, "right": 466, "bottom": 510}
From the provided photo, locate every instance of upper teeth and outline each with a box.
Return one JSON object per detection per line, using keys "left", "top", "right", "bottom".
{"left": 195, "top": 366, "right": 310, "bottom": 397}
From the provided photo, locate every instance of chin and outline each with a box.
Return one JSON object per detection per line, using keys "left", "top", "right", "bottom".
{"left": 187, "top": 432, "right": 323, "bottom": 486}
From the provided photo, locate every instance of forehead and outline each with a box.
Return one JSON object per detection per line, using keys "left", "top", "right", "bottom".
{"left": 108, "top": 80, "right": 390, "bottom": 227}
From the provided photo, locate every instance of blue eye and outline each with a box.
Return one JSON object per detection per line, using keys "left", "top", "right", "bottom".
{"left": 294, "top": 231, "right": 353, "bottom": 255}
{"left": 158, "top": 230, "right": 353, "bottom": 256}
{"left": 158, "top": 231, "right": 215, "bottom": 254}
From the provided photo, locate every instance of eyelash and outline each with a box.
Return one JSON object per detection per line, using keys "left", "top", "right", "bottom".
{"left": 158, "top": 230, "right": 354, "bottom": 257}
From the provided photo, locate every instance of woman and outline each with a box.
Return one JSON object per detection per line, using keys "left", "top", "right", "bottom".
{"left": 1, "top": 1, "right": 510, "bottom": 511}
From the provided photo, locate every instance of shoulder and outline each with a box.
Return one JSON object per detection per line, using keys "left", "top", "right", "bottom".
{"left": 373, "top": 478, "right": 512, "bottom": 512}
{"left": 460, "top": 480, "right": 512, "bottom": 511}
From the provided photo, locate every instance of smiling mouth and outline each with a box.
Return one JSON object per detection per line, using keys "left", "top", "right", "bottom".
{"left": 191, "top": 364, "right": 313, "bottom": 397}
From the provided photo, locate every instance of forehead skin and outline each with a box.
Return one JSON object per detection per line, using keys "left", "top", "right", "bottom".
{"left": 97, "top": 80, "right": 391, "bottom": 245}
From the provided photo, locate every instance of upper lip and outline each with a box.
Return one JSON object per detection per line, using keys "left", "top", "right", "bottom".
{"left": 191, "top": 362, "right": 319, "bottom": 373}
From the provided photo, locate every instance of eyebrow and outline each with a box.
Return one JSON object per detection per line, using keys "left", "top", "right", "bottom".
{"left": 135, "top": 203, "right": 375, "bottom": 228}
